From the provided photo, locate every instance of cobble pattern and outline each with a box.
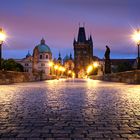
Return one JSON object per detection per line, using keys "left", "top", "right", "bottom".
{"left": 0, "top": 79, "right": 140, "bottom": 140}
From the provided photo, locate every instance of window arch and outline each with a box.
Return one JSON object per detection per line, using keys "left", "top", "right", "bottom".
{"left": 40, "top": 55, "right": 42, "bottom": 59}
{"left": 46, "top": 55, "right": 49, "bottom": 59}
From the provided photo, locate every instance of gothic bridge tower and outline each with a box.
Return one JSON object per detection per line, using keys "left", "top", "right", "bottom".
{"left": 73, "top": 26, "right": 93, "bottom": 78}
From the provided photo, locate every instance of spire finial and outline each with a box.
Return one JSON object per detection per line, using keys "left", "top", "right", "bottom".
{"left": 70, "top": 53, "right": 72, "bottom": 60}
{"left": 41, "top": 38, "right": 45, "bottom": 44}
{"left": 59, "top": 51, "right": 61, "bottom": 57}
{"left": 26, "top": 50, "right": 31, "bottom": 58}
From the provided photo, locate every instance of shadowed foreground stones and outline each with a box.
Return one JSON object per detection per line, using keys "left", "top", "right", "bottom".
{"left": 0, "top": 79, "right": 140, "bottom": 139}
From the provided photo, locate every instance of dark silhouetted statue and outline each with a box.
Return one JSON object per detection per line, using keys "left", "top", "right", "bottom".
{"left": 104, "top": 45, "right": 111, "bottom": 74}
{"left": 105, "top": 46, "right": 110, "bottom": 59}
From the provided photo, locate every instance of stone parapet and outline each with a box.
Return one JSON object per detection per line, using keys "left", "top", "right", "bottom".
{"left": 0, "top": 71, "right": 43, "bottom": 84}
{"left": 90, "top": 70, "right": 140, "bottom": 84}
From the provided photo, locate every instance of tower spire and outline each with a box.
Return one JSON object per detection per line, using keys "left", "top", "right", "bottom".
{"left": 77, "top": 26, "right": 86, "bottom": 42}
{"left": 70, "top": 53, "right": 72, "bottom": 60}
{"left": 73, "top": 37, "right": 76, "bottom": 45}
{"left": 58, "top": 52, "right": 62, "bottom": 61}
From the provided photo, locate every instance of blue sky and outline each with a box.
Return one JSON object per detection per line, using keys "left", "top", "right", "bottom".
{"left": 0, "top": 0, "right": 140, "bottom": 59}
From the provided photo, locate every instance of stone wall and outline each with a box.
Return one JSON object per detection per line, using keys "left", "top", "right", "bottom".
{"left": 91, "top": 70, "right": 140, "bottom": 84}
{"left": 0, "top": 71, "right": 41, "bottom": 84}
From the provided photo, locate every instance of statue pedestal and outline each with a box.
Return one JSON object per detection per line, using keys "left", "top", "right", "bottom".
{"left": 105, "top": 59, "right": 111, "bottom": 74}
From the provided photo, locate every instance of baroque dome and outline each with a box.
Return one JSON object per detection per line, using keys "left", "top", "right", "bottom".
{"left": 36, "top": 38, "right": 51, "bottom": 53}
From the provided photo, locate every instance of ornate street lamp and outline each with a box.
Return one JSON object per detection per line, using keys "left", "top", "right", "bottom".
{"left": 87, "top": 65, "right": 93, "bottom": 75}
{"left": 0, "top": 28, "right": 6, "bottom": 70}
{"left": 132, "top": 29, "right": 140, "bottom": 69}
{"left": 93, "top": 62, "right": 99, "bottom": 68}
{"left": 54, "top": 65, "right": 58, "bottom": 76}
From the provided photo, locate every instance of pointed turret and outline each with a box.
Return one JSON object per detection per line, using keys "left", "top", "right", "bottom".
{"left": 70, "top": 53, "right": 72, "bottom": 60}
{"left": 26, "top": 50, "right": 31, "bottom": 58}
{"left": 58, "top": 52, "right": 62, "bottom": 61}
{"left": 89, "top": 35, "right": 93, "bottom": 43}
{"left": 77, "top": 27, "right": 86, "bottom": 43}
{"left": 73, "top": 37, "right": 76, "bottom": 45}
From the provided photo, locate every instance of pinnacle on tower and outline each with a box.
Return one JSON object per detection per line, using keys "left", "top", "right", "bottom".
{"left": 70, "top": 53, "right": 72, "bottom": 60}
{"left": 58, "top": 52, "right": 62, "bottom": 61}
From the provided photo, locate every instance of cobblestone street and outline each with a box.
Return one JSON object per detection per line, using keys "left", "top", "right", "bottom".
{"left": 0, "top": 79, "right": 140, "bottom": 140}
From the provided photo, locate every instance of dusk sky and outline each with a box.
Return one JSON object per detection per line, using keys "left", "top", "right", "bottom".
{"left": 0, "top": 0, "right": 140, "bottom": 59}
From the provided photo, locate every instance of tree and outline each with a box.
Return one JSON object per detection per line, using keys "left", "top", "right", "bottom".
{"left": 2, "top": 59, "right": 24, "bottom": 72}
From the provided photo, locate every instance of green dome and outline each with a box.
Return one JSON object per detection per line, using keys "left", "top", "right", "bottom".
{"left": 36, "top": 38, "right": 51, "bottom": 53}
{"left": 63, "top": 54, "right": 69, "bottom": 61}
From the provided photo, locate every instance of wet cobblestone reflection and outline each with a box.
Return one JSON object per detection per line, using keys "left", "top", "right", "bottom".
{"left": 0, "top": 79, "right": 140, "bottom": 139}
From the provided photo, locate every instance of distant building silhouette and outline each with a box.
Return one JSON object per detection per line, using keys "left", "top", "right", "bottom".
{"left": 57, "top": 52, "right": 62, "bottom": 65}
{"left": 73, "top": 26, "right": 93, "bottom": 78}
{"left": 63, "top": 53, "right": 74, "bottom": 72}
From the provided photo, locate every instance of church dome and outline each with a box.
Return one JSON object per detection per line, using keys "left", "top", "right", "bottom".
{"left": 63, "top": 54, "right": 69, "bottom": 61}
{"left": 36, "top": 38, "right": 51, "bottom": 53}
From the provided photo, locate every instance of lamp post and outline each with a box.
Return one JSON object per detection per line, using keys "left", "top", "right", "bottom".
{"left": 49, "top": 61, "right": 54, "bottom": 75}
{"left": 87, "top": 65, "right": 93, "bottom": 76}
{"left": 138, "top": 43, "right": 140, "bottom": 69}
{"left": 54, "top": 65, "right": 58, "bottom": 76}
{"left": 0, "top": 28, "right": 6, "bottom": 70}
{"left": 132, "top": 29, "right": 140, "bottom": 69}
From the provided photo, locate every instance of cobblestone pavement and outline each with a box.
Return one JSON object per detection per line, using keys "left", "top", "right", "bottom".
{"left": 0, "top": 79, "right": 140, "bottom": 140}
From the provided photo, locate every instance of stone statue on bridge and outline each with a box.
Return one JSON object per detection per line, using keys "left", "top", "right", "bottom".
{"left": 104, "top": 45, "right": 111, "bottom": 74}
{"left": 105, "top": 45, "right": 110, "bottom": 59}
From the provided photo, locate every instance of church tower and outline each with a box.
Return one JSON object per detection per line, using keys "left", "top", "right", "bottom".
{"left": 73, "top": 26, "right": 93, "bottom": 78}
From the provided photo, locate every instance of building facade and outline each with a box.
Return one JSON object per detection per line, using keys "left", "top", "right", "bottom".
{"left": 15, "top": 52, "right": 33, "bottom": 73}
{"left": 16, "top": 38, "right": 52, "bottom": 76}
{"left": 33, "top": 38, "right": 52, "bottom": 75}
{"left": 73, "top": 26, "right": 93, "bottom": 78}
{"left": 63, "top": 53, "right": 74, "bottom": 72}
